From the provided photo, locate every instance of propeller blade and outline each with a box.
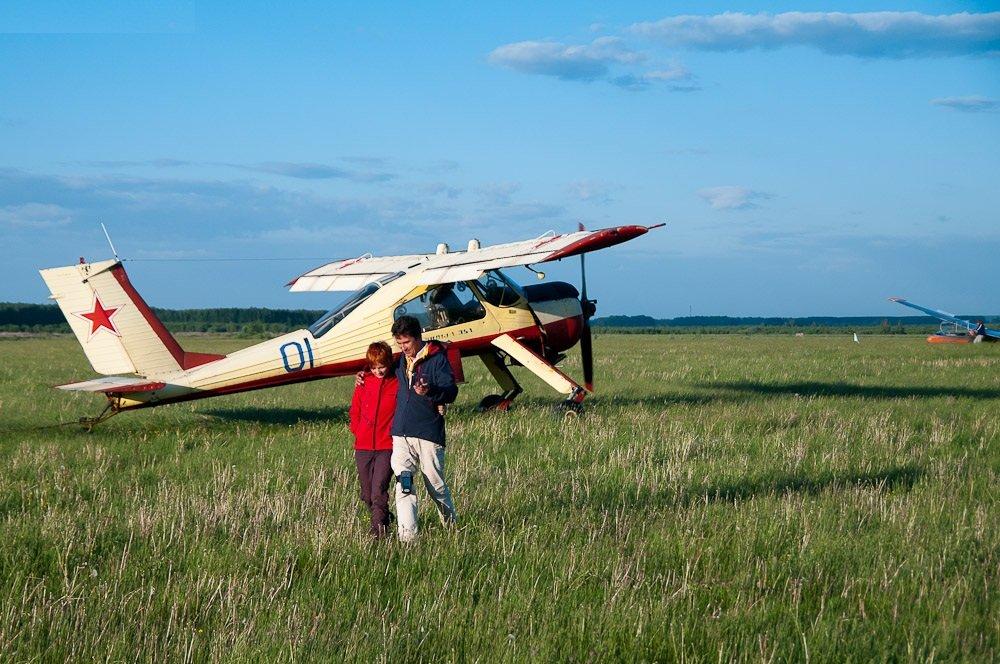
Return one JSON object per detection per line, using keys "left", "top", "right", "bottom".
{"left": 580, "top": 316, "right": 594, "bottom": 392}
{"left": 578, "top": 222, "right": 594, "bottom": 391}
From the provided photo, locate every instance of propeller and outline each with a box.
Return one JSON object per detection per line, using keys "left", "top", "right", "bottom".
{"left": 578, "top": 223, "right": 595, "bottom": 392}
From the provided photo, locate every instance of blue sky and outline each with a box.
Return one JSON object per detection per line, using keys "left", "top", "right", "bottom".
{"left": 1, "top": 1, "right": 998, "bottom": 316}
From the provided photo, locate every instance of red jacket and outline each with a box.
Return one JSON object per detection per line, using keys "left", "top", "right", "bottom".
{"left": 349, "top": 371, "right": 398, "bottom": 451}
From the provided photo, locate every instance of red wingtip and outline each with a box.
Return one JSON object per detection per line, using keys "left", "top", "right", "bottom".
{"left": 546, "top": 225, "right": 649, "bottom": 262}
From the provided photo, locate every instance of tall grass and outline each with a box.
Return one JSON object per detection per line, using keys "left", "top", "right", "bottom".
{"left": 0, "top": 335, "right": 997, "bottom": 662}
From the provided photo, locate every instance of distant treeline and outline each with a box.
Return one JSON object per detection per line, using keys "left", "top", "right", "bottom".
{"left": 0, "top": 302, "right": 324, "bottom": 335}
{"left": 3, "top": 302, "right": 996, "bottom": 336}
{"left": 592, "top": 324, "right": 930, "bottom": 336}
{"left": 592, "top": 314, "right": 998, "bottom": 328}
{"left": 591, "top": 314, "right": 999, "bottom": 336}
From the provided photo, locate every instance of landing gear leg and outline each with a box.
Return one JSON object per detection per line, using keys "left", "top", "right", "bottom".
{"left": 78, "top": 399, "right": 120, "bottom": 432}
{"left": 477, "top": 351, "right": 523, "bottom": 412}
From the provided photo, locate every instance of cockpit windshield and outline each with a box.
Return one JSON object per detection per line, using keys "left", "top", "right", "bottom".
{"left": 309, "top": 272, "right": 404, "bottom": 338}
{"left": 475, "top": 269, "right": 525, "bottom": 307}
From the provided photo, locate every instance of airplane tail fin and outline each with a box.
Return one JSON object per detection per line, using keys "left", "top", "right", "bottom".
{"left": 39, "top": 259, "right": 224, "bottom": 376}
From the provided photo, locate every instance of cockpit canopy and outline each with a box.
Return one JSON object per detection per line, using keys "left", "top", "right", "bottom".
{"left": 308, "top": 272, "right": 404, "bottom": 338}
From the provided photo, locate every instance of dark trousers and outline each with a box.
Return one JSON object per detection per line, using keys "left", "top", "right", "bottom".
{"left": 354, "top": 450, "right": 393, "bottom": 536}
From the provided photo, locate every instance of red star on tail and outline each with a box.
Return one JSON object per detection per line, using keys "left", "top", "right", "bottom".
{"left": 75, "top": 296, "right": 122, "bottom": 337}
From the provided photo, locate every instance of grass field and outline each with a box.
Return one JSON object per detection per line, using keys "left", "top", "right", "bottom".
{"left": 0, "top": 334, "right": 997, "bottom": 662}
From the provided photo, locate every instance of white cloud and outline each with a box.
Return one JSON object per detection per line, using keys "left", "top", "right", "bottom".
{"left": 643, "top": 65, "right": 691, "bottom": 81}
{"left": 630, "top": 12, "right": 1000, "bottom": 57}
{"left": 489, "top": 37, "right": 698, "bottom": 91}
{"left": 254, "top": 224, "right": 350, "bottom": 244}
{"left": 930, "top": 96, "right": 999, "bottom": 112}
{"left": 481, "top": 202, "right": 564, "bottom": 223}
{"left": 488, "top": 37, "right": 643, "bottom": 81}
{"left": 697, "top": 186, "right": 770, "bottom": 211}
{"left": 0, "top": 168, "right": 454, "bottom": 247}
{"left": 469, "top": 181, "right": 566, "bottom": 225}
{"left": 0, "top": 203, "right": 73, "bottom": 228}
{"left": 75, "top": 158, "right": 191, "bottom": 168}
{"left": 610, "top": 62, "right": 698, "bottom": 91}
{"left": 72, "top": 158, "right": 396, "bottom": 182}
{"left": 568, "top": 180, "right": 615, "bottom": 204}
{"left": 419, "top": 182, "right": 463, "bottom": 199}
{"left": 228, "top": 161, "right": 395, "bottom": 182}
{"left": 476, "top": 181, "right": 522, "bottom": 205}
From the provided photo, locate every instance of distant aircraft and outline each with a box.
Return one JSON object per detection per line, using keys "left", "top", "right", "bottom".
{"left": 888, "top": 297, "right": 998, "bottom": 344}
{"left": 40, "top": 224, "right": 662, "bottom": 427}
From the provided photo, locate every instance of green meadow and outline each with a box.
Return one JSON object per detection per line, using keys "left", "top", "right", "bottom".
{"left": 0, "top": 334, "right": 997, "bottom": 662}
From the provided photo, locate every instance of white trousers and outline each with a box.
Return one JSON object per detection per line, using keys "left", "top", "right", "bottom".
{"left": 391, "top": 435, "right": 457, "bottom": 541}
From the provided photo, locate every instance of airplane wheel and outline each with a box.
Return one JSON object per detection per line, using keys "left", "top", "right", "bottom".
{"left": 553, "top": 400, "right": 584, "bottom": 418}
{"left": 477, "top": 394, "right": 512, "bottom": 412}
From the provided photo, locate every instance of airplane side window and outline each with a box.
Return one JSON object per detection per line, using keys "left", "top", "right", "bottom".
{"left": 393, "top": 282, "right": 487, "bottom": 332}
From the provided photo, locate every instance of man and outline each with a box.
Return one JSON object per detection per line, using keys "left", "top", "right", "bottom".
{"left": 969, "top": 320, "right": 994, "bottom": 343}
{"left": 388, "top": 315, "right": 458, "bottom": 541}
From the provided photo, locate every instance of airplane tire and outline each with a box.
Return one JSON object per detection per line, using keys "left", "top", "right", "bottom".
{"left": 553, "top": 400, "right": 584, "bottom": 418}
{"left": 477, "top": 394, "right": 510, "bottom": 412}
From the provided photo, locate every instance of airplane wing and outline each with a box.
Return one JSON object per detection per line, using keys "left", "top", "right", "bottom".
{"left": 888, "top": 297, "right": 1000, "bottom": 338}
{"left": 416, "top": 224, "right": 659, "bottom": 284}
{"left": 287, "top": 254, "right": 429, "bottom": 292}
{"left": 287, "top": 224, "right": 661, "bottom": 291}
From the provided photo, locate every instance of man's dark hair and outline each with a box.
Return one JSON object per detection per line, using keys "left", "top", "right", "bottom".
{"left": 391, "top": 315, "right": 423, "bottom": 339}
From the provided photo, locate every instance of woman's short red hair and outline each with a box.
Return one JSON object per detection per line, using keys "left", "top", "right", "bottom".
{"left": 366, "top": 341, "right": 393, "bottom": 370}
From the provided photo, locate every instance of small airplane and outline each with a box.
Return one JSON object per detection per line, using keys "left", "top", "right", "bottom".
{"left": 40, "top": 224, "right": 663, "bottom": 427}
{"left": 888, "top": 297, "right": 998, "bottom": 344}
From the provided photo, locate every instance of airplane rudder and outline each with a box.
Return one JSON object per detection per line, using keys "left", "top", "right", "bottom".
{"left": 39, "top": 260, "right": 138, "bottom": 374}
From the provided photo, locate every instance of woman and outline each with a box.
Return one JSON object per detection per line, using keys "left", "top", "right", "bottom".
{"left": 348, "top": 341, "right": 399, "bottom": 538}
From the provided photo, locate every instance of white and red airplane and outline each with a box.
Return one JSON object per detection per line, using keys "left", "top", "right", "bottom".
{"left": 40, "top": 224, "right": 662, "bottom": 427}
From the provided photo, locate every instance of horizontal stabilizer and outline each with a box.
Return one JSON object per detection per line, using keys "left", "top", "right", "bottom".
{"left": 56, "top": 377, "right": 167, "bottom": 393}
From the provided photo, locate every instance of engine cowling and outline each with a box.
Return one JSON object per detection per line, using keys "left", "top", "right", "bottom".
{"left": 524, "top": 282, "right": 586, "bottom": 353}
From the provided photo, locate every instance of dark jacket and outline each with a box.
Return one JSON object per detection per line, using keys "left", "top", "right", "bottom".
{"left": 349, "top": 371, "right": 398, "bottom": 451}
{"left": 390, "top": 340, "right": 458, "bottom": 445}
